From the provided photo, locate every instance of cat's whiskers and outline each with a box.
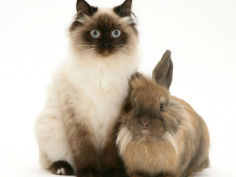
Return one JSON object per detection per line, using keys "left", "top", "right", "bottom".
{"left": 79, "top": 47, "right": 95, "bottom": 54}
{"left": 118, "top": 48, "right": 130, "bottom": 57}
{"left": 82, "top": 49, "right": 96, "bottom": 60}
{"left": 79, "top": 47, "right": 96, "bottom": 60}
{"left": 78, "top": 43, "right": 95, "bottom": 48}
{"left": 116, "top": 51, "right": 129, "bottom": 60}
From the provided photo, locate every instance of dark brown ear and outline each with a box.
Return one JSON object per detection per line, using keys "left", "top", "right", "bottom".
{"left": 129, "top": 72, "right": 146, "bottom": 89}
{"left": 76, "top": 0, "right": 97, "bottom": 16}
{"left": 123, "top": 73, "right": 143, "bottom": 113}
{"left": 114, "top": 0, "right": 132, "bottom": 17}
{"left": 152, "top": 50, "right": 173, "bottom": 90}
{"left": 122, "top": 89, "right": 132, "bottom": 113}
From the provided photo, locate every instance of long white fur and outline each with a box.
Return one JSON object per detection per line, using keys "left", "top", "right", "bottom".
{"left": 35, "top": 7, "right": 139, "bottom": 170}
{"left": 116, "top": 127, "right": 133, "bottom": 154}
{"left": 163, "top": 132, "right": 179, "bottom": 156}
{"left": 117, "top": 129, "right": 179, "bottom": 157}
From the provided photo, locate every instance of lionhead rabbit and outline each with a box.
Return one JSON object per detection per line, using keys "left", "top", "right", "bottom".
{"left": 116, "top": 50, "right": 210, "bottom": 177}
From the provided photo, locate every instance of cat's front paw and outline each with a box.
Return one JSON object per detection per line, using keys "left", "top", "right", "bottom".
{"left": 102, "top": 168, "right": 128, "bottom": 177}
{"left": 49, "top": 161, "right": 74, "bottom": 175}
{"left": 77, "top": 168, "right": 101, "bottom": 177}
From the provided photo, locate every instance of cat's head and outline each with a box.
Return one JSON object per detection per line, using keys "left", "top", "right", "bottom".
{"left": 69, "top": 0, "right": 138, "bottom": 58}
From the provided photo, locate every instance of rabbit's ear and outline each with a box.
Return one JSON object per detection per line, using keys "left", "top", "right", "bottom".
{"left": 152, "top": 50, "right": 173, "bottom": 90}
{"left": 129, "top": 72, "right": 146, "bottom": 89}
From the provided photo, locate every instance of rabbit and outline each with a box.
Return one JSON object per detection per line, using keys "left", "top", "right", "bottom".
{"left": 116, "top": 50, "right": 210, "bottom": 177}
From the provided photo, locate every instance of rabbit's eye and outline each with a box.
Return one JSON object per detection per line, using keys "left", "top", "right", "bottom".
{"left": 151, "top": 114, "right": 157, "bottom": 119}
{"left": 160, "top": 104, "right": 164, "bottom": 112}
{"left": 135, "top": 112, "right": 142, "bottom": 118}
{"left": 159, "top": 96, "right": 168, "bottom": 112}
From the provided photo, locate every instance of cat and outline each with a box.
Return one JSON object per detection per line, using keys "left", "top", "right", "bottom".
{"left": 35, "top": 0, "right": 139, "bottom": 176}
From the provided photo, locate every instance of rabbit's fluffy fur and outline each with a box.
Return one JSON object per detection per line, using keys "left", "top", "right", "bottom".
{"left": 116, "top": 51, "right": 210, "bottom": 177}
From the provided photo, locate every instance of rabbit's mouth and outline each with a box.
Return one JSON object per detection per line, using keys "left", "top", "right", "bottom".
{"left": 141, "top": 129, "right": 149, "bottom": 135}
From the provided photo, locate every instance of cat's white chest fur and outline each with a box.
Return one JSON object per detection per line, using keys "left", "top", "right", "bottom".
{"left": 81, "top": 75, "right": 128, "bottom": 147}
{"left": 63, "top": 52, "right": 139, "bottom": 148}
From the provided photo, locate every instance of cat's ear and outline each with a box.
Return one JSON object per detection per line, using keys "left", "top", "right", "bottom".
{"left": 152, "top": 50, "right": 173, "bottom": 90}
{"left": 114, "top": 0, "right": 133, "bottom": 17}
{"left": 76, "top": 0, "right": 97, "bottom": 16}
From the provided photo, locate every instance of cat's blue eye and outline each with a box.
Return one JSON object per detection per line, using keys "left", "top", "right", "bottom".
{"left": 90, "top": 30, "right": 100, "bottom": 38}
{"left": 111, "top": 30, "right": 121, "bottom": 38}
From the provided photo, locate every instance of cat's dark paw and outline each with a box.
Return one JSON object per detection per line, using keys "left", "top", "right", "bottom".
{"left": 77, "top": 168, "right": 101, "bottom": 177}
{"left": 49, "top": 161, "right": 74, "bottom": 175}
{"left": 102, "top": 168, "right": 128, "bottom": 177}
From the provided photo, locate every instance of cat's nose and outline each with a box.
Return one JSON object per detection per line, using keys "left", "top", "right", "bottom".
{"left": 102, "top": 42, "right": 112, "bottom": 48}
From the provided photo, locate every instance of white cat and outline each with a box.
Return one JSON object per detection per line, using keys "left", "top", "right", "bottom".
{"left": 35, "top": 0, "right": 139, "bottom": 176}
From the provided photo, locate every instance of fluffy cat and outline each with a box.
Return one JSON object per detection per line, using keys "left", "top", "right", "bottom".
{"left": 35, "top": 0, "right": 139, "bottom": 176}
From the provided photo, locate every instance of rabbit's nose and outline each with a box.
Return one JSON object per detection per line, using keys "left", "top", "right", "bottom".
{"left": 140, "top": 120, "right": 151, "bottom": 128}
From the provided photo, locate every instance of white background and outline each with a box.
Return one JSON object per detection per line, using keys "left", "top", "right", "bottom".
{"left": 0, "top": 0, "right": 235, "bottom": 176}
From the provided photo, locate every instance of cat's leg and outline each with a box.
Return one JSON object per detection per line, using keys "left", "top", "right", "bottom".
{"left": 129, "top": 173, "right": 148, "bottom": 177}
{"left": 130, "top": 173, "right": 176, "bottom": 177}
{"left": 157, "top": 174, "right": 176, "bottom": 177}
{"left": 100, "top": 130, "right": 127, "bottom": 177}
{"left": 49, "top": 161, "right": 74, "bottom": 175}
{"left": 35, "top": 111, "right": 74, "bottom": 175}
{"left": 62, "top": 109, "right": 100, "bottom": 177}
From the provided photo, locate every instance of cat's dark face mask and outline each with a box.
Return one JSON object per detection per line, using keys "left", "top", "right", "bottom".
{"left": 69, "top": 0, "right": 138, "bottom": 57}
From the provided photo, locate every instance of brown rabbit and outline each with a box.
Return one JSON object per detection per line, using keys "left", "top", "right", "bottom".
{"left": 116, "top": 50, "right": 210, "bottom": 177}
